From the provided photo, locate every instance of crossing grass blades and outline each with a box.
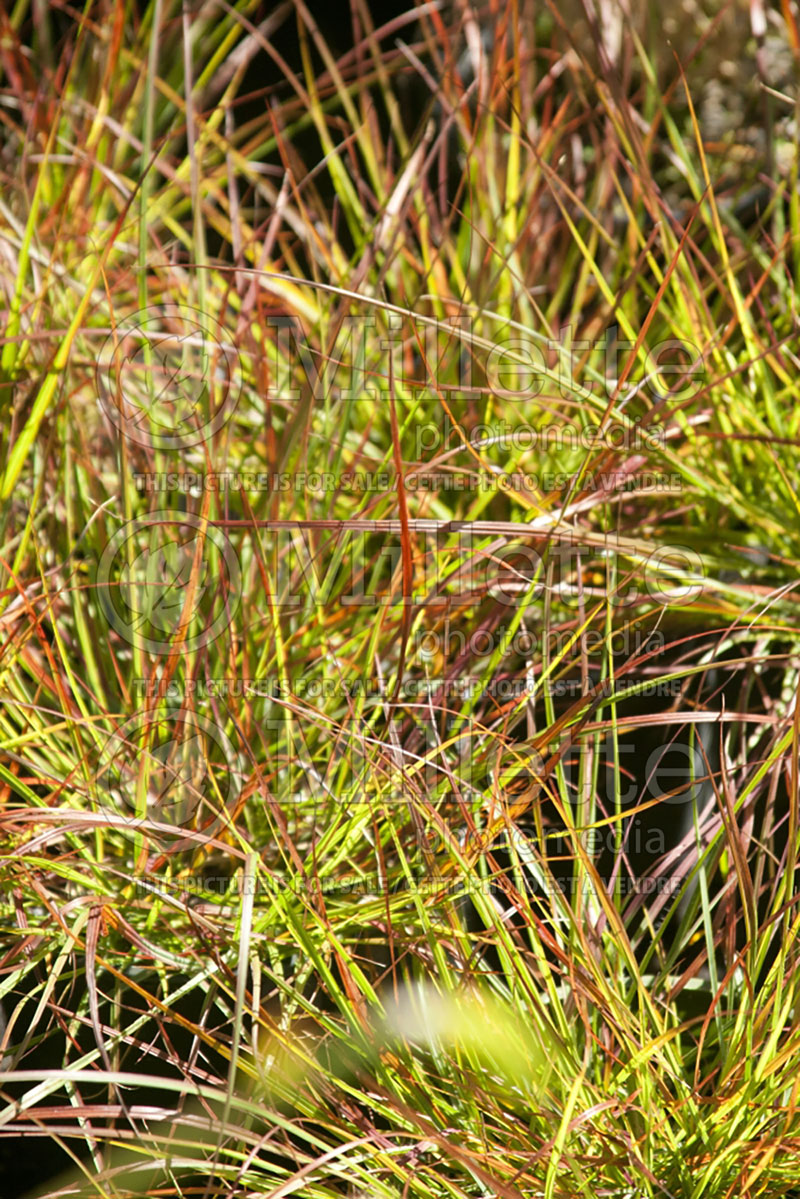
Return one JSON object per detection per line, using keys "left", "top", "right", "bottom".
{"left": 2, "top": 1, "right": 800, "bottom": 1197}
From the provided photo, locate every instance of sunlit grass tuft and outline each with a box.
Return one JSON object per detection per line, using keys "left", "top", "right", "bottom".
{"left": 2, "top": 1, "right": 800, "bottom": 1197}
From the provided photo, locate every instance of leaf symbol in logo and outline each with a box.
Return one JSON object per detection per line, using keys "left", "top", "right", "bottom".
{"left": 147, "top": 330, "right": 207, "bottom": 433}
{"left": 148, "top": 733, "right": 208, "bottom": 824}
{"left": 121, "top": 533, "right": 209, "bottom": 635}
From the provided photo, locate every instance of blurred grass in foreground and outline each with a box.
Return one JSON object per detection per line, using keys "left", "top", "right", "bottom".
{"left": 2, "top": 1, "right": 800, "bottom": 1196}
